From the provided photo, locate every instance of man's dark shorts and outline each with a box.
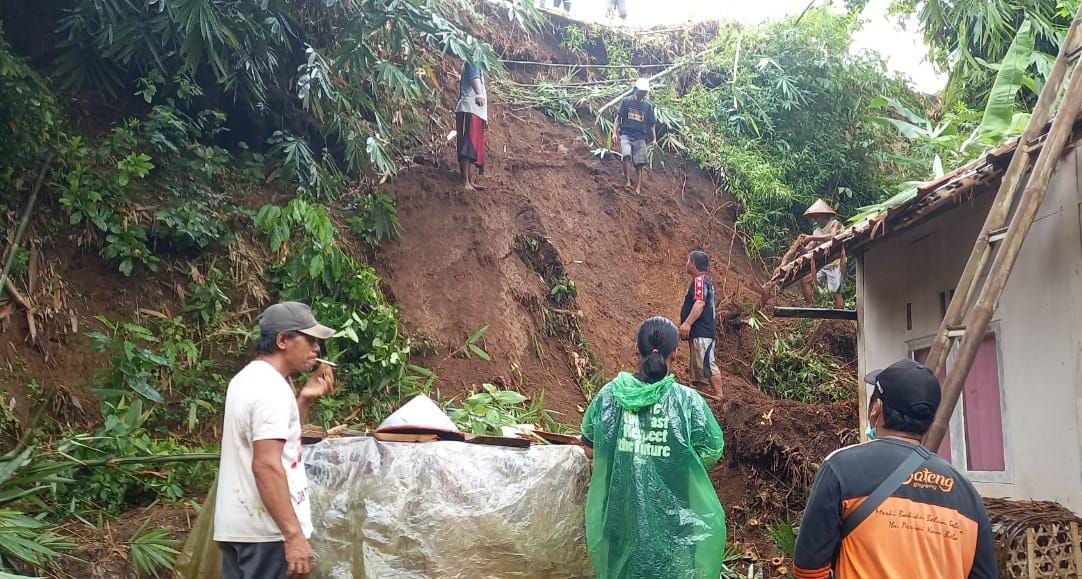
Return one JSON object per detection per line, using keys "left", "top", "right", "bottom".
{"left": 219, "top": 541, "right": 287, "bottom": 579}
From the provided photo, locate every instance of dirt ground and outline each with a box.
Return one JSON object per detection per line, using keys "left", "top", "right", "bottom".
{"left": 373, "top": 38, "right": 858, "bottom": 562}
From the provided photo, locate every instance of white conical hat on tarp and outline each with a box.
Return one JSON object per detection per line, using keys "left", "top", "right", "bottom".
{"left": 804, "top": 198, "right": 837, "bottom": 217}
{"left": 378, "top": 393, "right": 461, "bottom": 435}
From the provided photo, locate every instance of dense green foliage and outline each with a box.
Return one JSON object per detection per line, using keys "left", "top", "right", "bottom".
{"left": 52, "top": 0, "right": 516, "bottom": 179}
{"left": 892, "top": 0, "right": 1077, "bottom": 105}
{"left": 254, "top": 199, "right": 421, "bottom": 425}
{"left": 663, "top": 11, "right": 918, "bottom": 258}
{"left": 752, "top": 323, "right": 851, "bottom": 403}
{"left": 0, "top": 1, "right": 533, "bottom": 573}
{"left": 855, "top": 13, "right": 1058, "bottom": 221}
{"left": 0, "top": 28, "right": 59, "bottom": 213}
{"left": 511, "top": 11, "right": 921, "bottom": 259}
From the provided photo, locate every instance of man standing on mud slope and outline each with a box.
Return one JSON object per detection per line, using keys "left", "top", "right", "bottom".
{"left": 679, "top": 250, "right": 723, "bottom": 399}
{"left": 214, "top": 302, "right": 336, "bottom": 579}
{"left": 613, "top": 78, "right": 657, "bottom": 194}
{"left": 456, "top": 60, "right": 487, "bottom": 191}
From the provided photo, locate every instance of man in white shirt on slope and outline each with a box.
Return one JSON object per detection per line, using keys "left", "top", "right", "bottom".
{"left": 214, "top": 301, "right": 336, "bottom": 578}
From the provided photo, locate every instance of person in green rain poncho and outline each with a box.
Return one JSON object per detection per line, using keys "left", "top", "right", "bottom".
{"left": 580, "top": 316, "right": 727, "bottom": 579}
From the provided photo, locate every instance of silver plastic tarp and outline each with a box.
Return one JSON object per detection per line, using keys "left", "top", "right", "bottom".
{"left": 175, "top": 437, "right": 593, "bottom": 579}
{"left": 306, "top": 436, "right": 593, "bottom": 578}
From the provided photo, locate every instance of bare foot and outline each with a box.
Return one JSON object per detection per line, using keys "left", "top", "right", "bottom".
{"left": 623, "top": 181, "right": 632, "bottom": 190}
{"left": 463, "top": 182, "right": 475, "bottom": 191}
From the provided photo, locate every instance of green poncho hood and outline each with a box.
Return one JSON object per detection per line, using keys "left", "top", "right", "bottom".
{"left": 610, "top": 371, "right": 675, "bottom": 411}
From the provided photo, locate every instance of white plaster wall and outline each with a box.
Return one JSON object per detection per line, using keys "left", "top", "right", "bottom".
{"left": 858, "top": 148, "right": 1082, "bottom": 514}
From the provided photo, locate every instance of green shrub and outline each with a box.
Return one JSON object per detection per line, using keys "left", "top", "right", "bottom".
{"left": 549, "top": 279, "right": 578, "bottom": 305}
{"left": 649, "top": 10, "right": 915, "bottom": 260}
{"left": 447, "top": 384, "right": 567, "bottom": 435}
{"left": 54, "top": 399, "right": 216, "bottom": 516}
{"left": 254, "top": 199, "right": 411, "bottom": 422}
{"left": 0, "top": 25, "right": 60, "bottom": 210}
{"left": 53, "top": 0, "right": 502, "bottom": 180}
{"left": 87, "top": 316, "right": 172, "bottom": 404}
{"left": 752, "top": 326, "right": 850, "bottom": 403}
{"left": 347, "top": 191, "right": 403, "bottom": 246}
{"left": 154, "top": 202, "right": 228, "bottom": 252}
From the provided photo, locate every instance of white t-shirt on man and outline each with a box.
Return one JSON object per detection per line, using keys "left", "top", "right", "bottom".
{"left": 214, "top": 360, "right": 312, "bottom": 542}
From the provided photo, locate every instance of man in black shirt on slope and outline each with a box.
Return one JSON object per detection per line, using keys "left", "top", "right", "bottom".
{"left": 679, "top": 250, "right": 722, "bottom": 399}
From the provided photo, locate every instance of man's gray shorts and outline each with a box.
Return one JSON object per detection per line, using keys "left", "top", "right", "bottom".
{"left": 817, "top": 264, "right": 843, "bottom": 293}
{"left": 620, "top": 135, "right": 647, "bottom": 167}
{"left": 219, "top": 541, "right": 287, "bottom": 579}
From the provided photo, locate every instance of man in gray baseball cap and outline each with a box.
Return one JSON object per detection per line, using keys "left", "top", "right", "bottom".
{"left": 258, "top": 301, "right": 336, "bottom": 341}
{"left": 214, "top": 301, "right": 336, "bottom": 578}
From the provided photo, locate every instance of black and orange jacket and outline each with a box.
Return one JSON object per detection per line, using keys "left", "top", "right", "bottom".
{"left": 793, "top": 438, "right": 997, "bottom": 579}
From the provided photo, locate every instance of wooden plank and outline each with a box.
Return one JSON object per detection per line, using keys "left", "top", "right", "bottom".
{"left": 465, "top": 434, "right": 531, "bottom": 448}
{"left": 373, "top": 432, "right": 440, "bottom": 443}
{"left": 772, "top": 306, "right": 857, "bottom": 320}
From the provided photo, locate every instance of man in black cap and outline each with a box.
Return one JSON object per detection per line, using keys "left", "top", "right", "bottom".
{"left": 793, "top": 359, "right": 997, "bottom": 579}
{"left": 214, "top": 302, "right": 336, "bottom": 579}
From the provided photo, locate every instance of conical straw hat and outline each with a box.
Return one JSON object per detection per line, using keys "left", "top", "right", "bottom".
{"left": 804, "top": 198, "right": 837, "bottom": 217}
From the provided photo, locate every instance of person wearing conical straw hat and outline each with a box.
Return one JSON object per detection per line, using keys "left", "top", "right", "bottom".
{"left": 799, "top": 199, "right": 846, "bottom": 309}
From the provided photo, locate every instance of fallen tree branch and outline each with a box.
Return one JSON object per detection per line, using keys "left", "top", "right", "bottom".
{"left": 3, "top": 277, "right": 31, "bottom": 311}
{"left": 0, "top": 153, "right": 53, "bottom": 293}
{"left": 4, "top": 276, "right": 45, "bottom": 355}
{"left": 21, "top": 452, "right": 220, "bottom": 477}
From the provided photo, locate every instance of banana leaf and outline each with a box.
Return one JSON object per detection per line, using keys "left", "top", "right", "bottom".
{"left": 980, "top": 20, "right": 1035, "bottom": 138}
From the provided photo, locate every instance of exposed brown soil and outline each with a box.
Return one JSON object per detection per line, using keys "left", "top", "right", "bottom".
{"left": 374, "top": 28, "right": 858, "bottom": 560}
{"left": 0, "top": 237, "right": 183, "bottom": 432}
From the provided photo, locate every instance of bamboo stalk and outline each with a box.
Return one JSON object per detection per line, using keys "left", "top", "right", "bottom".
{"left": 772, "top": 307, "right": 857, "bottom": 320}
{"left": 1071, "top": 522, "right": 1081, "bottom": 574}
{"left": 595, "top": 45, "right": 721, "bottom": 117}
{"left": 924, "top": 19, "right": 1082, "bottom": 450}
{"left": 731, "top": 32, "right": 742, "bottom": 110}
{"left": 0, "top": 153, "right": 53, "bottom": 293}
{"left": 501, "top": 59, "right": 689, "bottom": 69}
{"left": 25, "top": 453, "right": 220, "bottom": 474}
{"left": 1027, "top": 528, "right": 1037, "bottom": 578}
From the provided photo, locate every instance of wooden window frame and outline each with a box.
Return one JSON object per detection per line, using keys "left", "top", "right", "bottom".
{"left": 906, "top": 322, "right": 1013, "bottom": 484}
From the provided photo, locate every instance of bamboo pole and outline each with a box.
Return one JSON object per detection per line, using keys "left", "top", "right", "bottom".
{"left": 595, "top": 44, "right": 721, "bottom": 117}
{"left": 1071, "top": 522, "right": 1082, "bottom": 574}
{"left": 23, "top": 453, "right": 220, "bottom": 476}
{"left": 924, "top": 32, "right": 1082, "bottom": 450}
{"left": 731, "top": 32, "right": 742, "bottom": 110}
{"left": 0, "top": 153, "right": 53, "bottom": 293}
{"left": 501, "top": 59, "right": 690, "bottom": 69}
{"left": 1027, "top": 528, "right": 1037, "bottom": 578}
{"left": 923, "top": 14, "right": 1082, "bottom": 377}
